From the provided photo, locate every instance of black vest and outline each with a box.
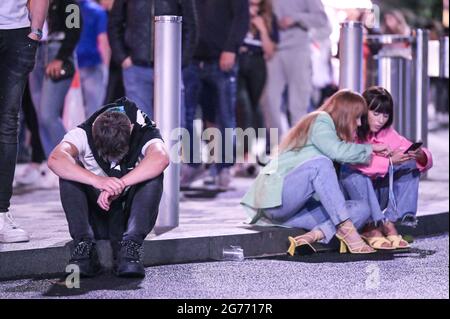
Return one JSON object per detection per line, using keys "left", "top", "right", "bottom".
{"left": 78, "top": 97, "right": 161, "bottom": 178}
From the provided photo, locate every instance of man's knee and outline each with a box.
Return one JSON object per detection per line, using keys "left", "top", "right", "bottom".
{"left": 59, "top": 178, "right": 84, "bottom": 196}
{"left": 137, "top": 174, "right": 164, "bottom": 198}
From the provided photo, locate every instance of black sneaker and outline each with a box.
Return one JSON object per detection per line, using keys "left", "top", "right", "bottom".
{"left": 114, "top": 240, "right": 145, "bottom": 278}
{"left": 68, "top": 240, "right": 101, "bottom": 278}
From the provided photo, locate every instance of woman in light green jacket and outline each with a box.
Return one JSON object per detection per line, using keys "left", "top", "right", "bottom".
{"left": 241, "top": 90, "right": 389, "bottom": 255}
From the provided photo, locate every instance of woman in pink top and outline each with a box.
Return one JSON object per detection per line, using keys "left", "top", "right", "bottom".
{"left": 340, "top": 86, "right": 433, "bottom": 250}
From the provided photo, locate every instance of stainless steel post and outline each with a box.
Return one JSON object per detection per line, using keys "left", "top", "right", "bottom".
{"left": 411, "top": 29, "right": 429, "bottom": 146}
{"left": 339, "top": 22, "right": 364, "bottom": 92}
{"left": 440, "top": 36, "right": 449, "bottom": 79}
{"left": 376, "top": 56, "right": 411, "bottom": 136}
{"left": 154, "top": 16, "right": 182, "bottom": 232}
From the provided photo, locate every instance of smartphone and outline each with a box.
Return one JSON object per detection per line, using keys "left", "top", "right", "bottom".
{"left": 404, "top": 141, "right": 423, "bottom": 154}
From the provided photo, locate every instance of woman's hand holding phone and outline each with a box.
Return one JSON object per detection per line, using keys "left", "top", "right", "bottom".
{"left": 390, "top": 149, "right": 413, "bottom": 164}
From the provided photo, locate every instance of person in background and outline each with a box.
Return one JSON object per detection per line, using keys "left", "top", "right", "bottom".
{"left": 99, "top": 0, "right": 126, "bottom": 104}
{"left": 260, "top": 0, "right": 330, "bottom": 140}
{"left": 28, "top": 0, "right": 82, "bottom": 159}
{"left": 77, "top": 0, "right": 110, "bottom": 117}
{"left": 234, "top": 0, "right": 278, "bottom": 178}
{"left": 340, "top": 87, "right": 433, "bottom": 250}
{"left": 241, "top": 90, "right": 390, "bottom": 255}
{"left": 0, "top": 0, "right": 49, "bottom": 243}
{"left": 108, "top": 0, "right": 198, "bottom": 118}
{"left": 308, "top": 23, "right": 336, "bottom": 112}
{"left": 380, "top": 10, "right": 411, "bottom": 59}
{"left": 181, "top": 0, "right": 249, "bottom": 190}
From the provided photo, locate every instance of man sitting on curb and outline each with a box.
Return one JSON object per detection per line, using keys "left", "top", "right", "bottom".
{"left": 48, "top": 97, "right": 169, "bottom": 278}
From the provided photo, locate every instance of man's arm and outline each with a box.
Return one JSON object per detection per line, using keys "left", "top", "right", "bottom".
{"left": 54, "top": 0, "right": 82, "bottom": 61}
{"left": 48, "top": 142, "right": 98, "bottom": 185}
{"left": 220, "top": 0, "right": 249, "bottom": 71}
{"left": 108, "top": 0, "right": 129, "bottom": 66}
{"left": 224, "top": 0, "right": 249, "bottom": 54}
{"left": 48, "top": 142, "right": 125, "bottom": 195}
{"left": 180, "top": 0, "right": 198, "bottom": 67}
{"left": 120, "top": 142, "right": 170, "bottom": 187}
{"left": 28, "top": 0, "right": 49, "bottom": 39}
{"left": 97, "top": 9, "right": 111, "bottom": 66}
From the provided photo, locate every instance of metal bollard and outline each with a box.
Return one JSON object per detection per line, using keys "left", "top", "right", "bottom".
{"left": 153, "top": 16, "right": 182, "bottom": 232}
{"left": 410, "top": 29, "right": 429, "bottom": 146}
{"left": 440, "top": 36, "right": 449, "bottom": 79}
{"left": 339, "top": 22, "right": 364, "bottom": 93}
{"left": 376, "top": 55, "right": 411, "bottom": 136}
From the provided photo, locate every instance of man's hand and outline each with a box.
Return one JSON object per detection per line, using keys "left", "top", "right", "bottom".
{"left": 219, "top": 52, "right": 236, "bottom": 72}
{"left": 279, "top": 16, "right": 295, "bottom": 30}
{"left": 27, "top": 32, "right": 40, "bottom": 41}
{"left": 92, "top": 176, "right": 126, "bottom": 196}
{"left": 97, "top": 191, "right": 119, "bottom": 211}
{"left": 122, "top": 56, "right": 133, "bottom": 69}
{"left": 46, "top": 59, "right": 64, "bottom": 79}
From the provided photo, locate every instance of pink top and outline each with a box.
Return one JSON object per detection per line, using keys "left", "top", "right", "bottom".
{"left": 353, "top": 127, "right": 433, "bottom": 178}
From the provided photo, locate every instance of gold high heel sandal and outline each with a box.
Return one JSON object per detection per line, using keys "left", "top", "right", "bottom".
{"left": 381, "top": 221, "right": 410, "bottom": 249}
{"left": 360, "top": 235, "right": 396, "bottom": 250}
{"left": 287, "top": 233, "right": 318, "bottom": 256}
{"left": 336, "top": 223, "right": 376, "bottom": 254}
{"left": 386, "top": 235, "right": 410, "bottom": 249}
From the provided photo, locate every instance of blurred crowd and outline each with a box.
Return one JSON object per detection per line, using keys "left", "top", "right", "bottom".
{"left": 15, "top": 0, "right": 449, "bottom": 192}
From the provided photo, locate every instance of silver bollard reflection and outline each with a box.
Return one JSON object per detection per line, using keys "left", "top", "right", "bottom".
{"left": 440, "top": 36, "right": 449, "bottom": 79}
{"left": 411, "top": 29, "right": 429, "bottom": 147}
{"left": 339, "top": 22, "right": 364, "bottom": 93}
{"left": 376, "top": 55, "right": 411, "bottom": 137}
{"left": 154, "top": 16, "right": 182, "bottom": 232}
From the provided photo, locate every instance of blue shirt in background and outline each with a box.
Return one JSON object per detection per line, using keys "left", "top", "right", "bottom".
{"left": 76, "top": 0, "right": 108, "bottom": 68}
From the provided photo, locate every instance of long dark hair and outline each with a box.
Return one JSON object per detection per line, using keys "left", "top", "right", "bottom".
{"left": 250, "top": 0, "right": 274, "bottom": 35}
{"left": 357, "top": 86, "right": 394, "bottom": 142}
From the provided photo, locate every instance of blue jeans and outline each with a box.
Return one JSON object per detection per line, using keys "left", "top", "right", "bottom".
{"left": 183, "top": 61, "right": 238, "bottom": 171}
{"left": 0, "top": 28, "right": 38, "bottom": 212}
{"left": 340, "top": 160, "right": 420, "bottom": 223}
{"left": 29, "top": 41, "right": 74, "bottom": 157}
{"left": 122, "top": 65, "right": 154, "bottom": 118}
{"left": 79, "top": 64, "right": 107, "bottom": 117}
{"left": 264, "top": 157, "right": 371, "bottom": 243}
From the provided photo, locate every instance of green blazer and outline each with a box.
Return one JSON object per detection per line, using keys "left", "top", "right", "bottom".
{"left": 240, "top": 112, "right": 373, "bottom": 215}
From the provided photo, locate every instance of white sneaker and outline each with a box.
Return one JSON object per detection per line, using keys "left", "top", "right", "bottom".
{"left": 15, "top": 163, "right": 42, "bottom": 185}
{"left": 38, "top": 165, "right": 59, "bottom": 189}
{"left": 180, "top": 164, "right": 206, "bottom": 188}
{"left": 0, "top": 212, "right": 30, "bottom": 243}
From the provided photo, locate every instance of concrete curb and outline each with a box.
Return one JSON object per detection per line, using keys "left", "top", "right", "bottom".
{"left": 0, "top": 212, "right": 448, "bottom": 281}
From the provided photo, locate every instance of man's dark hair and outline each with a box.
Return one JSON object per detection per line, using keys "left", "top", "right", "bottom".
{"left": 357, "top": 86, "right": 394, "bottom": 141}
{"left": 92, "top": 111, "right": 132, "bottom": 163}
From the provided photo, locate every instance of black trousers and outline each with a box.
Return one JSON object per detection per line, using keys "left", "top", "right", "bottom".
{"left": 21, "top": 82, "right": 46, "bottom": 163}
{"left": 60, "top": 174, "right": 164, "bottom": 248}
{"left": 0, "top": 28, "right": 38, "bottom": 212}
{"left": 236, "top": 53, "right": 267, "bottom": 155}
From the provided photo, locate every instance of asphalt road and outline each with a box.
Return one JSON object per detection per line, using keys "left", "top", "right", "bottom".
{"left": 0, "top": 234, "right": 448, "bottom": 299}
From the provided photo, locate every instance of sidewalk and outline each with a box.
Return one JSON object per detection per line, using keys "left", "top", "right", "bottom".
{"left": 0, "top": 129, "right": 448, "bottom": 280}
